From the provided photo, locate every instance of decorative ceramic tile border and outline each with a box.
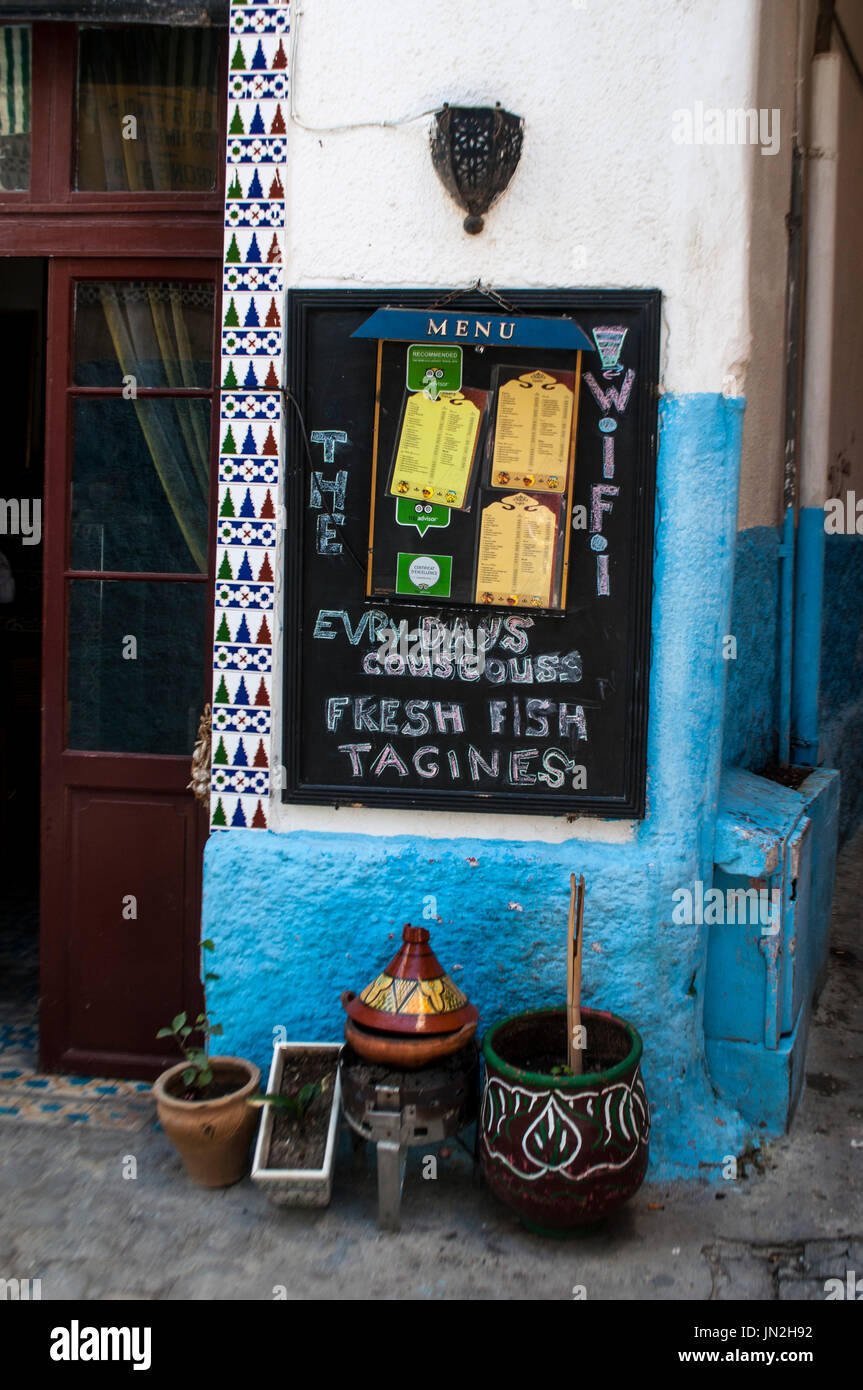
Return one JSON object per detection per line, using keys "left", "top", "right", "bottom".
{"left": 210, "top": 0, "right": 289, "bottom": 832}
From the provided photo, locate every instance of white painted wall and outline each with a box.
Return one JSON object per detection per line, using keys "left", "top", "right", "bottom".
{"left": 284, "top": 0, "right": 764, "bottom": 395}
{"left": 270, "top": 0, "right": 793, "bottom": 839}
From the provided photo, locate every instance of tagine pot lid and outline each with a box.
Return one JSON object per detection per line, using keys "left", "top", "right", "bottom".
{"left": 344, "top": 924, "right": 478, "bottom": 1035}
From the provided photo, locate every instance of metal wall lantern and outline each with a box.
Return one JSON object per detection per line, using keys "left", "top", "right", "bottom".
{"left": 430, "top": 104, "right": 524, "bottom": 235}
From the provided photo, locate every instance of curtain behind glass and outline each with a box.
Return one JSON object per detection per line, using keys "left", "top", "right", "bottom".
{"left": 97, "top": 284, "right": 211, "bottom": 570}
{"left": 0, "top": 26, "right": 30, "bottom": 190}
{"left": 76, "top": 26, "right": 221, "bottom": 192}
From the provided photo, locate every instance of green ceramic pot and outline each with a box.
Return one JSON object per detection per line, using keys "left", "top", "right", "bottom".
{"left": 481, "top": 1007, "right": 649, "bottom": 1233}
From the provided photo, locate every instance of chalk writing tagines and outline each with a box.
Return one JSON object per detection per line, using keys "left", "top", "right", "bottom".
{"left": 316, "top": 608, "right": 590, "bottom": 794}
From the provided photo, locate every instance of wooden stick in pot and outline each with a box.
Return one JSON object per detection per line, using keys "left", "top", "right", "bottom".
{"left": 567, "top": 873, "right": 586, "bottom": 1075}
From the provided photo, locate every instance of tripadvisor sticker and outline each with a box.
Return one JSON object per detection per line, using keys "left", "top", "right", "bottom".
{"left": 406, "top": 344, "right": 462, "bottom": 398}
{"left": 396, "top": 496, "right": 451, "bottom": 536}
{"left": 396, "top": 552, "right": 452, "bottom": 597}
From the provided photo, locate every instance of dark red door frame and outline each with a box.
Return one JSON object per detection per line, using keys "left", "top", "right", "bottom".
{"left": 0, "top": 23, "right": 226, "bottom": 223}
{"left": 39, "top": 257, "right": 222, "bottom": 1076}
{"left": 0, "top": 17, "right": 227, "bottom": 1076}
{"left": 0, "top": 22, "right": 226, "bottom": 255}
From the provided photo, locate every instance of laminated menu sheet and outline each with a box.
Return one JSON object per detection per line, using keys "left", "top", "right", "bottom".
{"left": 490, "top": 368, "right": 575, "bottom": 494}
{"left": 388, "top": 387, "right": 487, "bottom": 509}
{"left": 475, "top": 491, "right": 562, "bottom": 608}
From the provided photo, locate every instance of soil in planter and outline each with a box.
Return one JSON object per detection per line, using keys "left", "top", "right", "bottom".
{"left": 501, "top": 1013, "right": 632, "bottom": 1077}
{"left": 267, "top": 1054, "right": 336, "bottom": 1171}
{"left": 165, "top": 1065, "right": 251, "bottom": 1103}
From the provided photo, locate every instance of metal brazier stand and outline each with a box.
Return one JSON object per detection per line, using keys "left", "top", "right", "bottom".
{"left": 340, "top": 1043, "right": 480, "bottom": 1232}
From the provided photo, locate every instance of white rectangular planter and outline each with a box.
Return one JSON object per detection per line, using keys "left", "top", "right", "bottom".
{"left": 251, "top": 1042, "right": 342, "bottom": 1207}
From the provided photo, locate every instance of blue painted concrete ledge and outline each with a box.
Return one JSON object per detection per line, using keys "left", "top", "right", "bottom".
{"left": 204, "top": 393, "right": 758, "bottom": 1179}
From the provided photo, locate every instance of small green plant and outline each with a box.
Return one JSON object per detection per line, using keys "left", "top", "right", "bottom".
{"left": 156, "top": 939, "right": 223, "bottom": 1097}
{"left": 551, "top": 1064, "right": 575, "bottom": 1077}
{"left": 249, "top": 1079, "right": 324, "bottom": 1122}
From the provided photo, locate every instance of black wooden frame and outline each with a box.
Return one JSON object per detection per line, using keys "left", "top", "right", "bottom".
{"left": 282, "top": 287, "right": 661, "bottom": 819}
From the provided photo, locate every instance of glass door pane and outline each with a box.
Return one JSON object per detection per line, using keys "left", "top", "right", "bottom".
{"left": 70, "top": 278, "right": 215, "bottom": 573}
{"left": 67, "top": 579, "right": 209, "bottom": 754}
{"left": 74, "top": 281, "right": 215, "bottom": 387}
{"left": 65, "top": 270, "right": 217, "bottom": 755}
{"left": 70, "top": 397, "right": 212, "bottom": 573}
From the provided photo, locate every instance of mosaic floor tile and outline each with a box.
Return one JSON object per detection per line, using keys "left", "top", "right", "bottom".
{"left": 0, "top": 1090, "right": 154, "bottom": 1132}
{"left": 0, "top": 1068, "right": 152, "bottom": 1099}
{"left": 0, "top": 895, "right": 156, "bottom": 1131}
{"left": 0, "top": 1060, "right": 156, "bottom": 1132}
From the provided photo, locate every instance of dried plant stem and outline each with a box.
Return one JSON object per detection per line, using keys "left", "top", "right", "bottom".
{"left": 567, "top": 874, "right": 585, "bottom": 1075}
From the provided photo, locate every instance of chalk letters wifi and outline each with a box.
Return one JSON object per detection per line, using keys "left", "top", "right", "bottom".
{"left": 583, "top": 327, "right": 635, "bottom": 598}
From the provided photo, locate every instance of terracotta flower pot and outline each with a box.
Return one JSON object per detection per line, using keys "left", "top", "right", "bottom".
{"left": 153, "top": 1055, "right": 261, "bottom": 1188}
{"left": 480, "top": 1007, "right": 649, "bottom": 1233}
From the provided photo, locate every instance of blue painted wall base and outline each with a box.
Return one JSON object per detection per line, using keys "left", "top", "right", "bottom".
{"left": 799, "top": 769, "right": 841, "bottom": 999}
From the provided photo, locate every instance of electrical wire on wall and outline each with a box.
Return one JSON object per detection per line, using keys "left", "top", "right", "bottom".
{"left": 288, "top": 6, "right": 440, "bottom": 134}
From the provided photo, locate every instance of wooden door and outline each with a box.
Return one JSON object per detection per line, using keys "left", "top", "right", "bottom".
{"left": 39, "top": 258, "right": 220, "bottom": 1079}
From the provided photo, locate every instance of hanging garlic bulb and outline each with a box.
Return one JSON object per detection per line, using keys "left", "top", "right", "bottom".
{"left": 188, "top": 704, "right": 212, "bottom": 805}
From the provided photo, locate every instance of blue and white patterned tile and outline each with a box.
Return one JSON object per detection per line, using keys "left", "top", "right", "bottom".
{"left": 215, "top": 580, "right": 275, "bottom": 610}
{"left": 228, "top": 72, "right": 290, "bottom": 102}
{"left": 231, "top": 5, "right": 290, "bottom": 37}
{"left": 212, "top": 0, "right": 288, "bottom": 833}
{"left": 219, "top": 457, "right": 280, "bottom": 486}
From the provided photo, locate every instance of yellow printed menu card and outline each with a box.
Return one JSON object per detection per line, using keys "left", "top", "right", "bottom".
{"left": 389, "top": 388, "right": 484, "bottom": 509}
{"left": 475, "top": 492, "right": 560, "bottom": 608}
{"left": 491, "top": 370, "right": 574, "bottom": 493}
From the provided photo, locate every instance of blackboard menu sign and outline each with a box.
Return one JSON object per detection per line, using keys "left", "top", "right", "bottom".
{"left": 283, "top": 289, "right": 660, "bottom": 817}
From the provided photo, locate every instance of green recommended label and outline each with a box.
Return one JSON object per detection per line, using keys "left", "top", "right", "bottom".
{"left": 406, "top": 344, "right": 462, "bottom": 396}
{"left": 395, "top": 496, "right": 451, "bottom": 536}
{"left": 396, "top": 552, "right": 453, "bottom": 597}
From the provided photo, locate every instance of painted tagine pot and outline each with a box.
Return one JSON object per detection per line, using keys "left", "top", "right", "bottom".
{"left": 342, "top": 924, "right": 478, "bottom": 1067}
{"left": 480, "top": 1007, "right": 649, "bottom": 1233}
